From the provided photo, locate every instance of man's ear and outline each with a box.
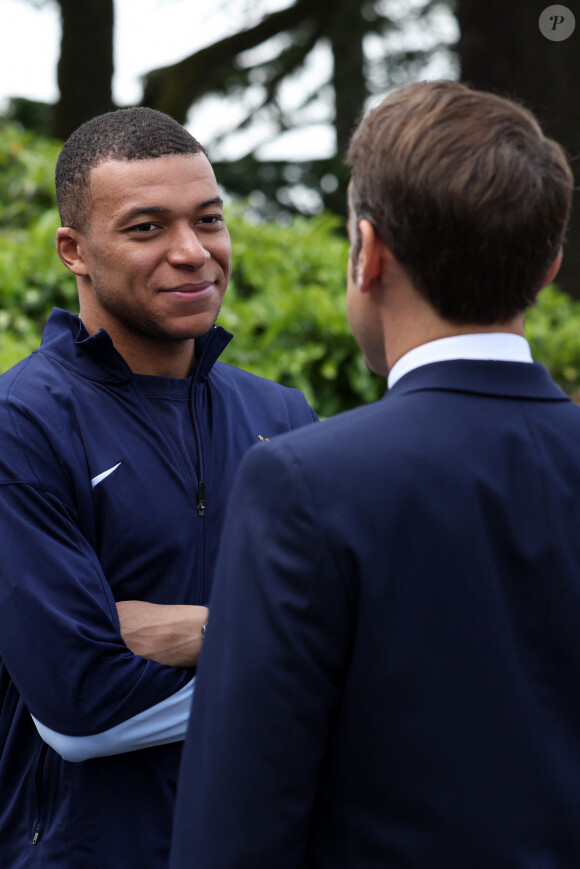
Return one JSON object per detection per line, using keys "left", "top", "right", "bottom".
{"left": 56, "top": 227, "right": 90, "bottom": 277}
{"left": 541, "top": 248, "right": 563, "bottom": 289}
{"left": 356, "top": 219, "right": 387, "bottom": 293}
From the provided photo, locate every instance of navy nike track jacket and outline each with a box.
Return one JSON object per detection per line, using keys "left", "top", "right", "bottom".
{"left": 0, "top": 308, "right": 317, "bottom": 868}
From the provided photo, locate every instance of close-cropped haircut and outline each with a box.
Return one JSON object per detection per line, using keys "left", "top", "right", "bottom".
{"left": 55, "top": 107, "right": 206, "bottom": 231}
{"left": 346, "top": 80, "right": 574, "bottom": 324}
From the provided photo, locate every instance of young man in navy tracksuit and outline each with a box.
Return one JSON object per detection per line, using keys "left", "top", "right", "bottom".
{"left": 0, "top": 107, "right": 316, "bottom": 868}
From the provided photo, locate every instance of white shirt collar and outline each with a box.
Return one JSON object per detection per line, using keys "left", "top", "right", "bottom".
{"left": 387, "top": 333, "right": 533, "bottom": 389}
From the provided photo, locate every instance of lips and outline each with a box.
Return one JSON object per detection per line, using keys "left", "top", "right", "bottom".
{"left": 161, "top": 282, "right": 215, "bottom": 299}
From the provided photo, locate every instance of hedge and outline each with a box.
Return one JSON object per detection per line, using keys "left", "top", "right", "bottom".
{"left": 1, "top": 121, "right": 579, "bottom": 415}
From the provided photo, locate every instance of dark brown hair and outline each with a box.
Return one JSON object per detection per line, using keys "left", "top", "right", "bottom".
{"left": 347, "top": 80, "right": 573, "bottom": 324}
{"left": 55, "top": 107, "right": 206, "bottom": 231}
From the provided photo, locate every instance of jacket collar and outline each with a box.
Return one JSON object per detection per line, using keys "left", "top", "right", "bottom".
{"left": 39, "top": 308, "right": 233, "bottom": 384}
{"left": 388, "top": 333, "right": 532, "bottom": 389}
{"left": 387, "top": 359, "right": 570, "bottom": 403}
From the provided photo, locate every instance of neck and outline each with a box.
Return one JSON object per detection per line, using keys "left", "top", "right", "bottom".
{"left": 79, "top": 312, "right": 196, "bottom": 378}
{"left": 384, "top": 287, "right": 526, "bottom": 374}
{"left": 114, "top": 338, "right": 197, "bottom": 378}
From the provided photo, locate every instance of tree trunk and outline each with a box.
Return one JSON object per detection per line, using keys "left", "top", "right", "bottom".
{"left": 457, "top": 0, "right": 580, "bottom": 298}
{"left": 52, "top": 0, "right": 115, "bottom": 140}
{"left": 328, "top": 0, "right": 368, "bottom": 155}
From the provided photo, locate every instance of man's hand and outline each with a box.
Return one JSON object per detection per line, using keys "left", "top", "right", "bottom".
{"left": 116, "top": 601, "right": 208, "bottom": 668}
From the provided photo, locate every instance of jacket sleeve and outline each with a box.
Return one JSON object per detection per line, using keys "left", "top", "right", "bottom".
{"left": 0, "top": 393, "right": 193, "bottom": 758}
{"left": 289, "top": 390, "right": 319, "bottom": 426}
{"left": 170, "top": 439, "right": 355, "bottom": 869}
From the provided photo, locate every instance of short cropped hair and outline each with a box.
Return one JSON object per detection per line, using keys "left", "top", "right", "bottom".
{"left": 346, "top": 80, "right": 573, "bottom": 324}
{"left": 55, "top": 107, "right": 206, "bottom": 231}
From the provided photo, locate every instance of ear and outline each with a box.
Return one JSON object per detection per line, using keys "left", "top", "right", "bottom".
{"left": 56, "top": 227, "right": 90, "bottom": 277}
{"left": 355, "top": 219, "right": 388, "bottom": 293}
{"left": 541, "top": 248, "right": 563, "bottom": 289}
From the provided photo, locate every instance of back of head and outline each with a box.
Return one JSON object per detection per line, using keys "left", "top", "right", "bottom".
{"left": 347, "top": 80, "right": 573, "bottom": 324}
{"left": 55, "top": 107, "right": 206, "bottom": 231}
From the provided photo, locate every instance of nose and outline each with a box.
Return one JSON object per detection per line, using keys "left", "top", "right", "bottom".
{"left": 167, "top": 226, "right": 211, "bottom": 269}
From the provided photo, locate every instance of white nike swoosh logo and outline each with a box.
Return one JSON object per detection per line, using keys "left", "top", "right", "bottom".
{"left": 91, "top": 462, "right": 122, "bottom": 489}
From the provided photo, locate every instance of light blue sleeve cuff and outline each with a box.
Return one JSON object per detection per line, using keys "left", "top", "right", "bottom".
{"left": 31, "top": 677, "right": 195, "bottom": 762}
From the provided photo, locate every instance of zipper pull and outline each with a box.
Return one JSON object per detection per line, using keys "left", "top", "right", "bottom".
{"left": 33, "top": 824, "right": 40, "bottom": 845}
{"left": 197, "top": 481, "right": 206, "bottom": 517}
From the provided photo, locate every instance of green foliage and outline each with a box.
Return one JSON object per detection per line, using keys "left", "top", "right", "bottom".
{"left": 219, "top": 209, "right": 385, "bottom": 415}
{"left": 525, "top": 285, "right": 580, "bottom": 401}
{"left": 0, "top": 122, "right": 62, "bottom": 228}
{"left": 0, "top": 123, "right": 77, "bottom": 368}
{"left": 2, "top": 123, "right": 580, "bottom": 417}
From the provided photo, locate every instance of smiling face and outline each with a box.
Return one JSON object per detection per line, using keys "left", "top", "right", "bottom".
{"left": 56, "top": 153, "right": 232, "bottom": 375}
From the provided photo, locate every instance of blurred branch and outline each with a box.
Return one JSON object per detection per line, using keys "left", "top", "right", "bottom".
{"left": 140, "top": 0, "right": 334, "bottom": 122}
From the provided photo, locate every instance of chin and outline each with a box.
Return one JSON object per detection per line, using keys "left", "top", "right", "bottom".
{"left": 170, "top": 313, "right": 220, "bottom": 339}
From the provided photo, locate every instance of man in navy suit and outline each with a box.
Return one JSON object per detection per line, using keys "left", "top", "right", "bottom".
{"left": 170, "top": 81, "right": 580, "bottom": 867}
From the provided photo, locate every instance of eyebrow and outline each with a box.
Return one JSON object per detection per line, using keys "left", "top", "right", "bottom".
{"left": 119, "top": 197, "right": 224, "bottom": 223}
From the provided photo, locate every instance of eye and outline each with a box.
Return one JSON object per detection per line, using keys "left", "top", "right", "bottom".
{"left": 132, "top": 222, "right": 160, "bottom": 232}
{"left": 197, "top": 215, "right": 225, "bottom": 227}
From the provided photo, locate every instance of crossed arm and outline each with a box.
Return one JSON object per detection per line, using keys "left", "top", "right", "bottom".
{"left": 116, "top": 601, "right": 209, "bottom": 668}
{"left": 29, "top": 601, "right": 209, "bottom": 762}
{"left": 0, "top": 400, "right": 208, "bottom": 761}
{"left": 30, "top": 601, "right": 209, "bottom": 762}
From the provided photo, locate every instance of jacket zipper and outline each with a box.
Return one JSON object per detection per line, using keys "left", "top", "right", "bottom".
{"left": 32, "top": 742, "right": 48, "bottom": 845}
{"left": 188, "top": 379, "right": 207, "bottom": 598}
{"left": 197, "top": 480, "right": 206, "bottom": 517}
{"left": 188, "top": 383, "right": 205, "bottom": 516}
